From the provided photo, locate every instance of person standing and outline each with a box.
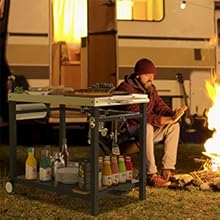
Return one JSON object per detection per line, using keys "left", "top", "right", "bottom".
{"left": 116, "top": 58, "right": 187, "bottom": 187}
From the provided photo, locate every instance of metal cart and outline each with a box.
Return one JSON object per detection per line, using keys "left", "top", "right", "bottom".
{"left": 6, "top": 92, "right": 148, "bottom": 216}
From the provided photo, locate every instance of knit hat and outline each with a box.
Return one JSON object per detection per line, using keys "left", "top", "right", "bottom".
{"left": 134, "top": 58, "right": 156, "bottom": 75}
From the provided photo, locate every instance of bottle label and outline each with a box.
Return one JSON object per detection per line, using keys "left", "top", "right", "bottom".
{"left": 112, "top": 173, "right": 119, "bottom": 185}
{"left": 102, "top": 175, "right": 112, "bottom": 186}
{"left": 126, "top": 170, "right": 133, "bottom": 181}
{"left": 40, "top": 167, "right": 51, "bottom": 181}
{"left": 25, "top": 164, "right": 37, "bottom": 180}
{"left": 119, "top": 171, "right": 127, "bottom": 183}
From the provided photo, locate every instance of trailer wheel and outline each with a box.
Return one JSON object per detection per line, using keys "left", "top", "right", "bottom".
{"left": 5, "top": 181, "right": 14, "bottom": 194}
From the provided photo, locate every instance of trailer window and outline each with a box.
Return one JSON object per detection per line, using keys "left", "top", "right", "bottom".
{"left": 0, "top": 0, "right": 5, "bottom": 19}
{"left": 116, "top": 0, "right": 164, "bottom": 21}
{"left": 53, "top": 0, "right": 87, "bottom": 44}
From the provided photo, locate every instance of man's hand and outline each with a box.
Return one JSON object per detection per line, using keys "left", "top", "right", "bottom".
{"left": 160, "top": 106, "right": 188, "bottom": 125}
{"left": 172, "top": 105, "right": 188, "bottom": 123}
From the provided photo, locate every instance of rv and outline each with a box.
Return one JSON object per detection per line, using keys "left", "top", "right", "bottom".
{"left": 1, "top": 0, "right": 219, "bottom": 126}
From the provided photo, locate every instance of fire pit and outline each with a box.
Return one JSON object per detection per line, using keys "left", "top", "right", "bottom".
{"left": 202, "top": 152, "right": 220, "bottom": 172}
{"left": 169, "top": 155, "right": 220, "bottom": 191}
{"left": 170, "top": 81, "right": 220, "bottom": 191}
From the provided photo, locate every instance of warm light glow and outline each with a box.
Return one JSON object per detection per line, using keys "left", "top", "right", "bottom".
{"left": 204, "top": 81, "right": 220, "bottom": 154}
{"left": 153, "top": 0, "right": 164, "bottom": 21}
{"left": 117, "top": 0, "right": 133, "bottom": 20}
{"left": 146, "top": 0, "right": 154, "bottom": 20}
{"left": 53, "top": 0, "right": 87, "bottom": 44}
{"left": 117, "top": 0, "right": 164, "bottom": 21}
{"left": 208, "top": 36, "right": 217, "bottom": 47}
{"left": 180, "top": 1, "right": 186, "bottom": 10}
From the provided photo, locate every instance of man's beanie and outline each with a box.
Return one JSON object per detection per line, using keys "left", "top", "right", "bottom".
{"left": 134, "top": 58, "right": 156, "bottom": 75}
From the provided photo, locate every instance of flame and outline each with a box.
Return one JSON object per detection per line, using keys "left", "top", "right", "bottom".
{"left": 204, "top": 81, "right": 220, "bottom": 154}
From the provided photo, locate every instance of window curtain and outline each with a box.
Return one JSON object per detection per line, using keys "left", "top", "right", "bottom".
{"left": 147, "top": 0, "right": 163, "bottom": 21}
{"left": 117, "top": 0, "right": 164, "bottom": 21}
{"left": 52, "top": 0, "right": 87, "bottom": 44}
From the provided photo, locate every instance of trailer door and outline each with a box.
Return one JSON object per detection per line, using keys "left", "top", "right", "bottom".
{"left": 87, "top": 0, "right": 117, "bottom": 86}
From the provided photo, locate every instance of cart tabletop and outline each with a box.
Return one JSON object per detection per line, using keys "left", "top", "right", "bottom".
{"left": 8, "top": 93, "right": 149, "bottom": 107}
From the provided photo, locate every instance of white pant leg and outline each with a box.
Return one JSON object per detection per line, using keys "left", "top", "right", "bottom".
{"left": 146, "top": 123, "right": 158, "bottom": 174}
{"left": 128, "top": 123, "right": 179, "bottom": 174}
{"left": 154, "top": 123, "right": 180, "bottom": 170}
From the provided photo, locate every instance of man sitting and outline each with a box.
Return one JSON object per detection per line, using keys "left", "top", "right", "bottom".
{"left": 116, "top": 58, "right": 187, "bottom": 187}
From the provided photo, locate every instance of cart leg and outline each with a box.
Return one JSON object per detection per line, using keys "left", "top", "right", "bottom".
{"left": 8, "top": 101, "right": 17, "bottom": 182}
{"left": 139, "top": 103, "right": 146, "bottom": 199}
{"left": 90, "top": 107, "right": 99, "bottom": 216}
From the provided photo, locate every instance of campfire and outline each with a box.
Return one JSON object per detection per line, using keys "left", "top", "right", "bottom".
{"left": 203, "top": 81, "right": 220, "bottom": 172}
{"left": 171, "top": 81, "right": 220, "bottom": 191}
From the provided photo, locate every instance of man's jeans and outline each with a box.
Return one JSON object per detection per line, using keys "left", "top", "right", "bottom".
{"left": 128, "top": 123, "right": 180, "bottom": 174}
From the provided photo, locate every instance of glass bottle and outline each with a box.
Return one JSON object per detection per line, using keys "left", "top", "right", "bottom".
{"left": 61, "top": 138, "right": 69, "bottom": 167}
{"left": 111, "top": 156, "right": 119, "bottom": 185}
{"left": 102, "top": 156, "right": 112, "bottom": 187}
{"left": 125, "top": 156, "right": 133, "bottom": 182}
{"left": 25, "top": 147, "right": 37, "bottom": 180}
{"left": 39, "top": 147, "right": 52, "bottom": 182}
{"left": 118, "top": 155, "right": 127, "bottom": 183}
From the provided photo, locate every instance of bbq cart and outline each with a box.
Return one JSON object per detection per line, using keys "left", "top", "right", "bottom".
{"left": 6, "top": 92, "right": 148, "bottom": 216}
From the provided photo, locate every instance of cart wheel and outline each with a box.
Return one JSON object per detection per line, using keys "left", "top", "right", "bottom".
{"left": 5, "top": 181, "right": 14, "bottom": 194}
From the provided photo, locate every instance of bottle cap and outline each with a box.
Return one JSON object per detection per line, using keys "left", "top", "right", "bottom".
{"left": 27, "top": 147, "right": 34, "bottom": 153}
{"left": 125, "top": 156, "right": 131, "bottom": 160}
{"left": 104, "top": 156, "right": 110, "bottom": 161}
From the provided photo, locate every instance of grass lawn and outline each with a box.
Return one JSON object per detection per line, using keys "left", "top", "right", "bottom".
{"left": 0, "top": 143, "right": 220, "bottom": 219}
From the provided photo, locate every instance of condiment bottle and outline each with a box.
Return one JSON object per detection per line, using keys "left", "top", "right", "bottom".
{"left": 25, "top": 147, "right": 37, "bottom": 180}
{"left": 118, "top": 155, "right": 127, "bottom": 183}
{"left": 102, "top": 156, "right": 112, "bottom": 187}
{"left": 61, "top": 138, "right": 69, "bottom": 167}
{"left": 78, "top": 160, "right": 91, "bottom": 191}
{"left": 125, "top": 156, "right": 133, "bottom": 182}
{"left": 39, "top": 147, "right": 52, "bottom": 182}
{"left": 111, "top": 156, "right": 119, "bottom": 185}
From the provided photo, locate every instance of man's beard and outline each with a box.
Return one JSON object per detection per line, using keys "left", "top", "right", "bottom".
{"left": 145, "top": 85, "right": 153, "bottom": 95}
{"left": 146, "top": 85, "right": 153, "bottom": 95}
{"left": 137, "top": 78, "right": 153, "bottom": 94}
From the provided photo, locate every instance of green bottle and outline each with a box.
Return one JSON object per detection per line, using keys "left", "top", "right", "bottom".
{"left": 39, "top": 146, "right": 51, "bottom": 182}
{"left": 118, "top": 156, "right": 127, "bottom": 183}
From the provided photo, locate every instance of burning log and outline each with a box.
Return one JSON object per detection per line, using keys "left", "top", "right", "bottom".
{"left": 202, "top": 152, "right": 220, "bottom": 161}
{"left": 190, "top": 171, "right": 204, "bottom": 184}
{"left": 190, "top": 170, "right": 219, "bottom": 182}
{"left": 168, "top": 151, "right": 220, "bottom": 191}
{"left": 193, "top": 158, "right": 207, "bottom": 164}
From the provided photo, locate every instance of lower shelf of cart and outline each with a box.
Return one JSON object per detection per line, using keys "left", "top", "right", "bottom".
{"left": 14, "top": 176, "right": 140, "bottom": 199}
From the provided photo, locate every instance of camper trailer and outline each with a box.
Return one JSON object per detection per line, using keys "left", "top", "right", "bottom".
{"left": 1, "top": 0, "right": 220, "bottom": 124}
